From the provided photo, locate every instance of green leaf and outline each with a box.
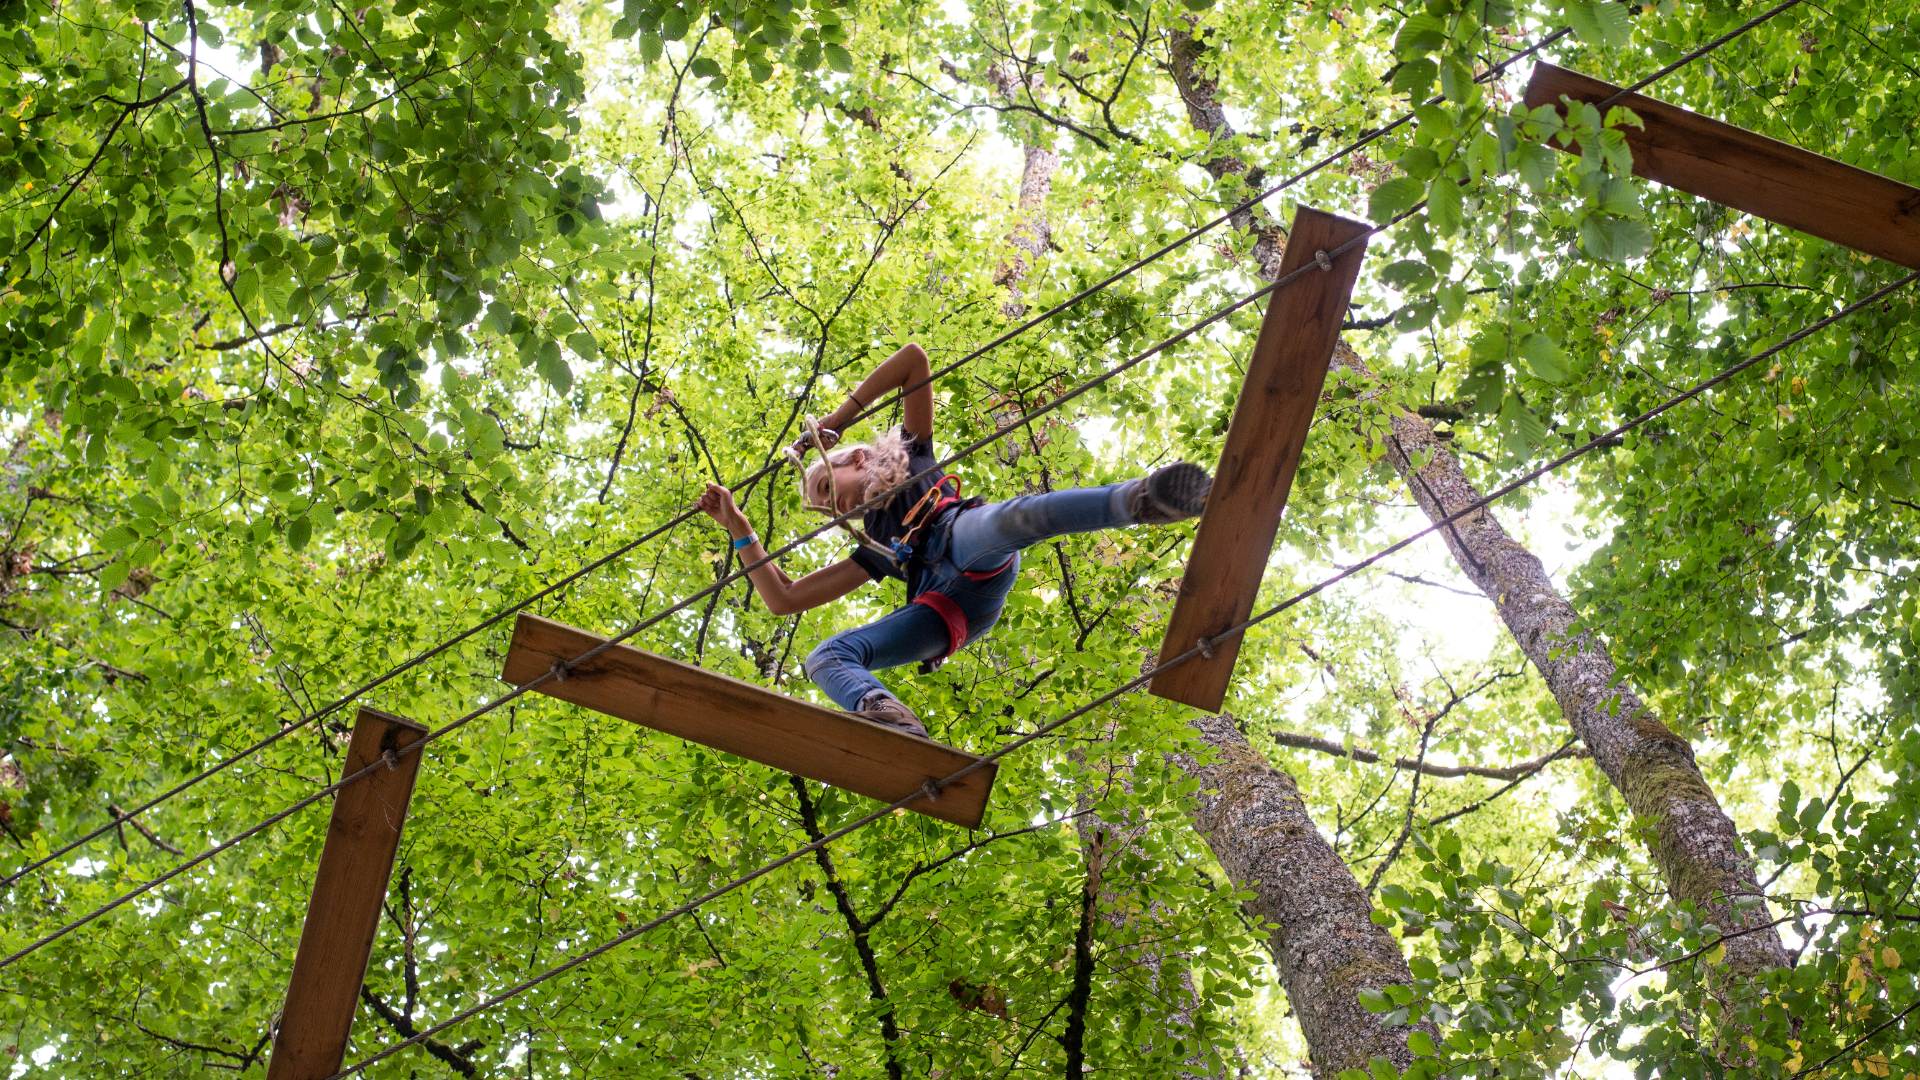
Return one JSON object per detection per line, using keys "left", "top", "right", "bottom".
{"left": 1380, "top": 259, "right": 1435, "bottom": 290}
{"left": 1394, "top": 13, "right": 1447, "bottom": 55}
{"left": 1391, "top": 58, "right": 1438, "bottom": 98}
{"left": 1439, "top": 56, "right": 1474, "bottom": 103}
{"left": 1369, "top": 177, "right": 1425, "bottom": 223}
{"left": 1578, "top": 214, "right": 1652, "bottom": 262}
{"left": 567, "top": 331, "right": 599, "bottom": 359}
{"left": 483, "top": 301, "right": 515, "bottom": 336}
{"left": 287, "top": 513, "right": 312, "bottom": 551}
{"left": 1409, "top": 1031, "right": 1438, "bottom": 1057}
{"left": 1427, "top": 175, "right": 1463, "bottom": 236}
{"left": 101, "top": 525, "right": 140, "bottom": 551}
{"left": 1564, "top": 0, "right": 1603, "bottom": 44}
{"left": 824, "top": 44, "right": 853, "bottom": 74}
{"left": 1515, "top": 140, "right": 1556, "bottom": 192}
{"left": 1588, "top": 0, "right": 1632, "bottom": 46}
{"left": 1499, "top": 392, "right": 1551, "bottom": 453}
{"left": 1398, "top": 147, "right": 1441, "bottom": 181}
{"left": 537, "top": 339, "right": 573, "bottom": 394}
{"left": 1520, "top": 332, "right": 1572, "bottom": 384}
{"left": 99, "top": 558, "right": 132, "bottom": 592}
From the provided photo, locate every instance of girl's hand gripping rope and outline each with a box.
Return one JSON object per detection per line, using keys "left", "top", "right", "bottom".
{"left": 784, "top": 418, "right": 840, "bottom": 467}
{"left": 697, "top": 483, "right": 752, "bottom": 538}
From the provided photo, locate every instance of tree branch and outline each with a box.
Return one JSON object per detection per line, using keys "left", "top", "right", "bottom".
{"left": 107, "top": 804, "right": 183, "bottom": 856}
{"left": 790, "top": 778, "right": 905, "bottom": 1080}
{"left": 7, "top": 77, "right": 189, "bottom": 272}
{"left": 1268, "top": 727, "right": 1584, "bottom": 780}
{"left": 1059, "top": 824, "right": 1102, "bottom": 1076}
{"left": 460, "top": 485, "right": 531, "bottom": 553}
{"left": 359, "top": 987, "right": 479, "bottom": 1075}
{"left": 1425, "top": 737, "right": 1582, "bottom": 827}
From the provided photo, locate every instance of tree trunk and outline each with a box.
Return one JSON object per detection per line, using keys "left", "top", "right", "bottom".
{"left": 1163, "top": 24, "right": 1788, "bottom": 973}
{"left": 983, "top": 76, "right": 1428, "bottom": 1073}
{"left": 985, "top": 62, "right": 1060, "bottom": 319}
{"left": 1175, "top": 712, "right": 1435, "bottom": 1076}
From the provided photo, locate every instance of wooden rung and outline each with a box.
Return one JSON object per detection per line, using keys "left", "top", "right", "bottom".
{"left": 1150, "top": 206, "right": 1371, "bottom": 713}
{"left": 501, "top": 614, "right": 997, "bottom": 828}
{"left": 1524, "top": 62, "right": 1920, "bottom": 269}
{"left": 268, "top": 708, "right": 428, "bottom": 1080}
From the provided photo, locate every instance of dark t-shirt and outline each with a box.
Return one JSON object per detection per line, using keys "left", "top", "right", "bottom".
{"left": 850, "top": 427, "right": 961, "bottom": 594}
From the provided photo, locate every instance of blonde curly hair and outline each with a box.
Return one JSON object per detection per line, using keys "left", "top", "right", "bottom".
{"left": 801, "top": 429, "right": 914, "bottom": 513}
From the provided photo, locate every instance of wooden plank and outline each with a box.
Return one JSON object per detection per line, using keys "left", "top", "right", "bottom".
{"left": 501, "top": 614, "right": 997, "bottom": 828}
{"left": 1151, "top": 207, "right": 1371, "bottom": 713}
{"left": 1524, "top": 62, "right": 1920, "bottom": 269}
{"left": 267, "top": 708, "right": 428, "bottom": 1080}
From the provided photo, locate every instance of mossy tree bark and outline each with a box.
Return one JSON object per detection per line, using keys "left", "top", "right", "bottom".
{"left": 1164, "top": 23, "right": 1788, "bottom": 975}
{"left": 1175, "top": 712, "right": 1436, "bottom": 1077}
{"left": 985, "top": 60, "right": 1060, "bottom": 320}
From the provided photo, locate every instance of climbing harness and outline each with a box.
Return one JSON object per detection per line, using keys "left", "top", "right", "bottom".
{"left": 792, "top": 430, "right": 1014, "bottom": 673}
{"left": 908, "top": 480, "right": 1018, "bottom": 675}
{"left": 795, "top": 443, "right": 1016, "bottom": 673}
{"left": 887, "top": 473, "right": 964, "bottom": 566}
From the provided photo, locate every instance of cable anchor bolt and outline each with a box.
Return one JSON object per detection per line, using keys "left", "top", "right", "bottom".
{"left": 549, "top": 658, "right": 573, "bottom": 683}
{"left": 1313, "top": 249, "right": 1334, "bottom": 272}
{"left": 1196, "top": 636, "right": 1217, "bottom": 660}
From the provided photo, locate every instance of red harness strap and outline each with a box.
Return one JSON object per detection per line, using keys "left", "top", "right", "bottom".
{"left": 912, "top": 592, "right": 970, "bottom": 660}
{"left": 904, "top": 478, "right": 1018, "bottom": 660}
{"left": 912, "top": 556, "right": 1017, "bottom": 659}
{"left": 962, "top": 556, "right": 1016, "bottom": 582}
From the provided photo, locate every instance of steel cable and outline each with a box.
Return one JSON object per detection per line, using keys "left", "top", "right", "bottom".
{"left": 0, "top": 25, "right": 1571, "bottom": 894}
{"left": 0, "top": 0, "right": 1818, "bottom": 971}
{"left": 330, "top": 267, "right": 1917, "bottom": 1078}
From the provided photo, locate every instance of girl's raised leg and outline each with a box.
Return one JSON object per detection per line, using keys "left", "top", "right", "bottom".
{"left": 948, "top": 463, "right": 1210, "bottom": 572}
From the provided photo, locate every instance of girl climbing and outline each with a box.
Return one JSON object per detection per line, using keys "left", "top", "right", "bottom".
{"left": 696, "top": 343, "right": 1211, "bottom": 739}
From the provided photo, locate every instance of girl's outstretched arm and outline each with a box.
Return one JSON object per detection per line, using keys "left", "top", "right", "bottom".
{"left": 819, "top": 342, "right": 934, "bottom": 441}
{"left": 697, "top": 483, "right": 867, "bottom": 616}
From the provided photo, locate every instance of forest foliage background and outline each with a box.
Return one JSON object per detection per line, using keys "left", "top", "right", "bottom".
{"left": 1, "top": 0, "right": 1918, "bottom": 1074}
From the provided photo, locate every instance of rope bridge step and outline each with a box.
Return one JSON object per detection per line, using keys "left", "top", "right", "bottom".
{"left": 1151, "top": 206, "right": 1372, "bottom": 713}
{"left": 501, "top": 614, "right": 997, "bottom": 828}
{"left": 1525, "top": 63, "right": 1920, "bottom": 269}
{"left": 268, "top": 708, "right": 428, "bottom": 1079}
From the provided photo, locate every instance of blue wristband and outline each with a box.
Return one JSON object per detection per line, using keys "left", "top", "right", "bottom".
{"left": 731, "top": 533, "right": 757, "bottom": 551}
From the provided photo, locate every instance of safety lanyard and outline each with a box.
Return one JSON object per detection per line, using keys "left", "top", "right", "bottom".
{"left": 888, "top": 475, "right": 961, "bottom": 566}
{"left": 799, "top": 417, "right": 897, "bottom": 564}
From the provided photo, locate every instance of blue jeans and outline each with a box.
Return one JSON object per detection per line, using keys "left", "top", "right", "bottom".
{"left": 804, "top": 483, "right": 1136, "bottom": 710}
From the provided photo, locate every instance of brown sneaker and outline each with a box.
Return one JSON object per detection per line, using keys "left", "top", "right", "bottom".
{"left": 1125, "top": 462, "right": 1212, "bottom": 524}
{"left": 853, "top": 691, "right": 929, "bottom": 739}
